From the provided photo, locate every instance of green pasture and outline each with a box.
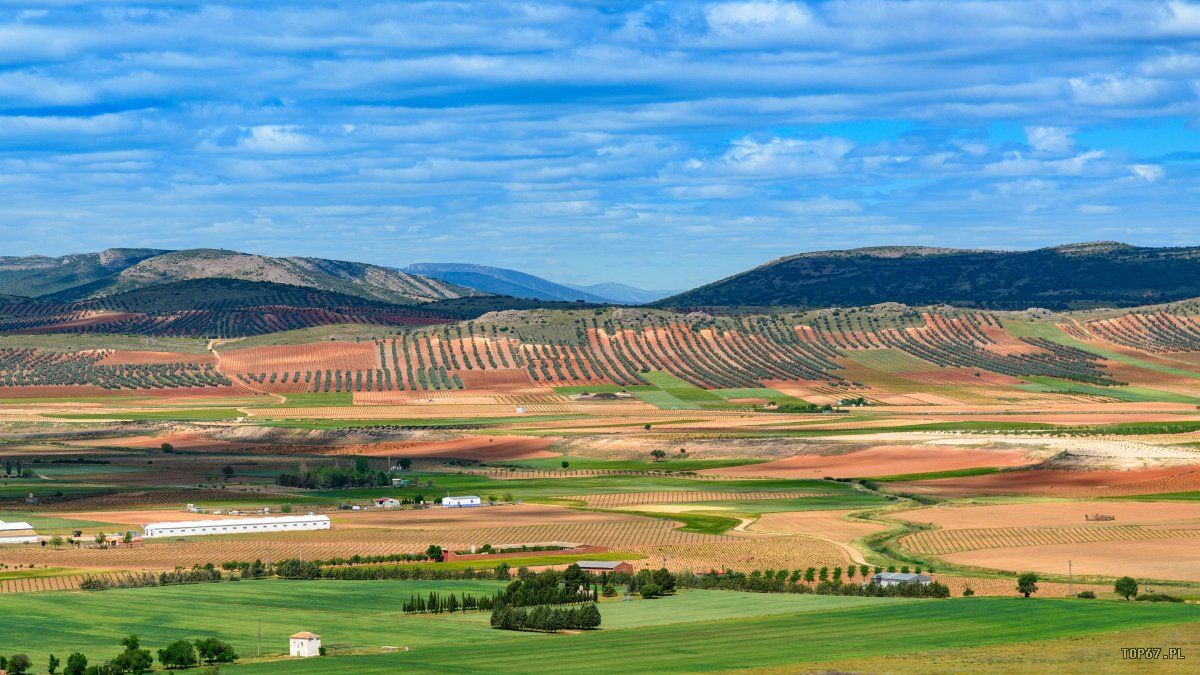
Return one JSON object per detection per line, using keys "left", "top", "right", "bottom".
{"left": 866, "top": 467, "right": 1008, "bottom": 482}
{"left": 1106, "top": 491, "right": 1200, "bottom": 502}
{"left": 710, "top": 387, "right": 811, "bottom": 407}
{"left": 0, "top": 512, "right": 118, "bottom": 532}
{"left": 1015, "top": 376, "right": 1200, "bottom": 404}
{"left": 226, "top": 594, "right": 1200, "bottom": 674}
{"left": 276, "top": 392, "right": 353, "bottom": 407}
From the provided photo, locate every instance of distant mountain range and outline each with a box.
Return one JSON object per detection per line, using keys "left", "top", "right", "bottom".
{"left": 6, "top": 242, "right": 1200, "bottom": 314}
{"left": 404, "top": 262, "right": 677, "bottom": 304}
{"left": 0, "top": 249, "right": 477, "bottom": 305}
{"left": 655, "top": 242, "right": 1200, "bottom": 310}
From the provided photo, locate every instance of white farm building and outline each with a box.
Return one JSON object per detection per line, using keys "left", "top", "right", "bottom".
{"left": 442, "top": 495, "right": 482, "bottom": 508}
{"left": 143, "top": 515, "right": 331, "bottom": 538}
{"left": 289, "top": 632, "right": 321, "bottom": 658}
{"left": 0, "top": 520, "right": 39, "bottom": 545}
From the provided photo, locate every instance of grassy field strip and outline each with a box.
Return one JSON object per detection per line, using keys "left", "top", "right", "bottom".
{"left": 1015, "top": 376, "right": 1200, "bottom": 404}
{"left": 218, "top": 595, "right": 1200, "bottom": 674}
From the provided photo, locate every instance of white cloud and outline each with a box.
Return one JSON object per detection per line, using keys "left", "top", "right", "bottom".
{"left": 705, "top": 1, "right": 813, "bottom": 33}
{"left": 1129, "top": 164, "right": 1166, "bottom": 182}
{"left": 1025, "top": 126, "right": 1074, "bottom": 155}
{"left": 236, "top": 126, "right": 317, "bottom": 153}
{"left": 1078, "top": 204, "right": 1120, "bottom": 215}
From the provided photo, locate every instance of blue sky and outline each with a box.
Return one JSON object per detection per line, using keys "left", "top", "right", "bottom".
{"left": 2, "top": 1, "right": 1200, "bottom": 288}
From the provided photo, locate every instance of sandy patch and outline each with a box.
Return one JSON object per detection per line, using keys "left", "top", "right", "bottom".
{"left": 703, "top": 444, "right": 1037, "bottom": 479}
{"left": 750, "top": 509, "right": 890, "bottom": 542}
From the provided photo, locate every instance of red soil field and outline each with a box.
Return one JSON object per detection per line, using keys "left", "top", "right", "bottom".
{"left": 893, "top": 465, "right": 1200, "bottom": 498}
{"left": 218, "top": 342, "right": 378, "bottom": 376}
{"left": 70, "top": 433, "right": 261, "bottom": 453}
{"left": 702, "top": 445, "right": 1038, "bottom": 479}
{"left": 338, "top": 436, "right": 558, "bottom": 460}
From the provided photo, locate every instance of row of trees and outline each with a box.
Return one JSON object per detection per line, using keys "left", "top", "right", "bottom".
{"left": 489, "top": 603, "right": 602, "bottom": 632}
{"left": 4, "top": 635, "right": 236, "bottom": 675}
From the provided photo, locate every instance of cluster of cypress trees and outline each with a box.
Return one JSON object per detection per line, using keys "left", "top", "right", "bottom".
{"left": 402, "top": 591, "right": 496, "bottom": 614}
{"left": 489, "top": 603, "right": 601, "bottom": 632}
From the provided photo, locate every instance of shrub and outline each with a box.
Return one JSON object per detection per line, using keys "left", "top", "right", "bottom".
{"left": 639, "top": 583, "right": 662, "bottom": 599}
{"left": 1076, "top": 591, "right": 1096, "bottom": 599}
{"left": 1135, "top": 593, "right": 1184, "bottom": 603}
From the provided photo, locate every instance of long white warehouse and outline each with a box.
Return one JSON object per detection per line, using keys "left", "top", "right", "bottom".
{"left": 143, "top": 515, "right": 330, "bottom": 538}
{"left": 0, "top": 520, "right": 39, "bottom": 545}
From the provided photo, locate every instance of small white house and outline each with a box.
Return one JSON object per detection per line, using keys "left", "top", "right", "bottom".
{"left": 375, "top": 497, "right": 401, "bottom": 509}
{"left": 289, "top": 632, "right": 321, "bottom": 658}
{"left": 442, "top": 495, "right": 482, "bottom": 508}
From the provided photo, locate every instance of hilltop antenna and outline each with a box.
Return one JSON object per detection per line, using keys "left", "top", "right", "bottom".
{"left": 1068, "top": 560, "right": 1073, "bottom": 597}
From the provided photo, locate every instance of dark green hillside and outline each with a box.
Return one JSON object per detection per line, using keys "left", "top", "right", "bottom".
{"left": 656, "top": 242, "right": 1200, "bottom": 310}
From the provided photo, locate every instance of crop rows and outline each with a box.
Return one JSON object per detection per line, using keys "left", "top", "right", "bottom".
{"left": 0, "top": 348, "right": 230, "bottom": 390}
{"left": 0, "top": 573, "right": 128, "bottom": 594}
{"left": 1086, "top": 311, "right": 1200, "bottom": 353}
{"left": 821, "top": 313, "right": 1122, "bottom": 385}
{"left": 564, "top": 491, "right": 830, "bottom": 509}
{"left": 902, "top": 526, "right": 1200, "bottom": 555}
{"left": 629, "top": 536, "right": 851, "bottom": 573}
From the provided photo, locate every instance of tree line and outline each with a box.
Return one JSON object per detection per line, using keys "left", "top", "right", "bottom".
{"left": 0, "top": 634, "right": 236, "bottom": 675}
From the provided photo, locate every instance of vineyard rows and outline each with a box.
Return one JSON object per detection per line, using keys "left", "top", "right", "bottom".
{"left": 564, "top": 491, "right": 830, "bottom": 509}
{"left": 902, "top": 525, "right": 1200, "bottom": 555}
{"left": 1086, "top": 311, "right": 1200, "bottom": 353}
{"left": 629, "top": 536, "right": 851, "bottom": 573}
{"left": 0, "top": 573, "right": 127, "bottom": 594}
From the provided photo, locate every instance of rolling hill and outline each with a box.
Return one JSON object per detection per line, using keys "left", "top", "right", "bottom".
{"left": 656, "top": 242, "right": 1200, "bottom": 310}
{"left": 1, "top": 249, "right": 479, "bottom": 305}
{"left": 563, "top": 282, "right": 680, "bottom": 304}
{"left": 0, "top": 248, "right": 167, "bottom": 298}
{"left": 404, "top": 262, "right": 614, "bottom": 303}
